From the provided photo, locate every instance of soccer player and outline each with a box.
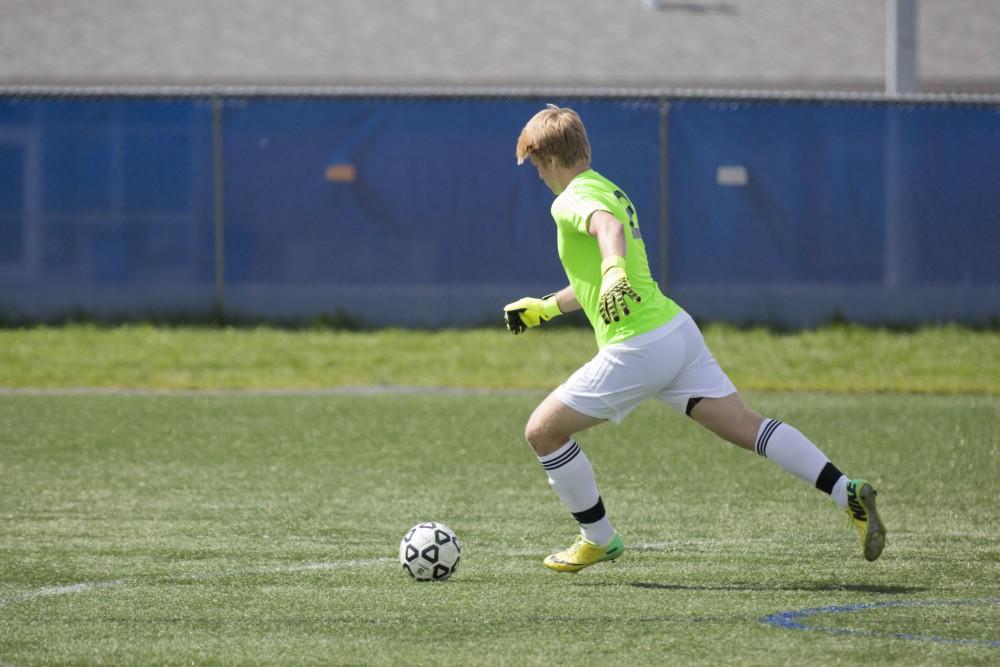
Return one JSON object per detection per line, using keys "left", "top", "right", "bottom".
{"left": 505, "top": 104, "right": 886, "bottom": 572}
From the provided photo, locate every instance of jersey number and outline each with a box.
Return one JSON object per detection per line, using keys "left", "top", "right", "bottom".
{"left": 613, "top": 190, "right": 641, "bottom": 239}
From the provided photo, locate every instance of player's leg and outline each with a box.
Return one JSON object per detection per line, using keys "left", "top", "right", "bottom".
{"left": 525, "top": 391, "right": 624, "bottom": 571}
{"left": 689, "top": 393, "right": 885, "bottom": 561}
{"left": 525, "top": 334, "right": 679, "bottom": 572}
{"left": 659, "top": 316, "right": 885, "bottom": 561}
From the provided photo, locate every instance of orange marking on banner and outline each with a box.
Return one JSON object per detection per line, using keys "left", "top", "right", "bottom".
{"left": 325, "top": 164, "right": 357, "bottom": 182}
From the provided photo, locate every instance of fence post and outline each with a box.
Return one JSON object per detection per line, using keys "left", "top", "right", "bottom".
{"left": 212, "top": 96, "right": 226, "bottom": 318}
{"left": 658, "top": 99, "right": 670, "bottom": 292}
{"left": 883, "top": 105, "right": 912, "bottom": 290}
{"left": 886, "top": 0, "right": 919, "bottom": 95}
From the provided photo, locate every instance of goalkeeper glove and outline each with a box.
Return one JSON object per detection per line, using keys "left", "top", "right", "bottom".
{"left": 598, "top": 255, "right": 641, "bottom": 324}
{"left": 504, "top": 293, "right": 562, "bottom": 335}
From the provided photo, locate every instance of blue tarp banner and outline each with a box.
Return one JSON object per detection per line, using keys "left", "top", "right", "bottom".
{"left": 0, "top": 95, "right": 996, "bottom": 325}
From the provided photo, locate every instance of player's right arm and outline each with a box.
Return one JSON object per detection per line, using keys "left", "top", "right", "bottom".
{"left": 504, "top": 285, "right": 579, "bottom": 335}
{"left": 588, "top": 210, "right": 641, "bottom": 323}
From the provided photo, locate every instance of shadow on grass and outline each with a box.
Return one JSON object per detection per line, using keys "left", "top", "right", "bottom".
{"left": 580, "top": 582, "right": 926, "bottom": 595}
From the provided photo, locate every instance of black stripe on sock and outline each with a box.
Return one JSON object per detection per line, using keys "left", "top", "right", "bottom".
{"left": 756, "top": 419, "right": 782, "bottom": 457}
{"left": 571, "top": 497, "right": 606, "bottom": 525}
{"left": 815, "top": 461, "right": 844, "bottom": 495}
{"left": 541, "top": 441, "right": 580, "bottom": 470}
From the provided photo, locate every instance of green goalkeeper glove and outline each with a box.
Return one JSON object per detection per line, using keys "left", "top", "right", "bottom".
{"left": 504, "top": 293, "right": 563, "bottom": 335}
{"left": 598, "top": 255, "right": 642, "bottom": 324}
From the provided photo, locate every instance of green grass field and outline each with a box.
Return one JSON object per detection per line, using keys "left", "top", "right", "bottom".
{"left": 2, "top": 323, "right": 998, "bottom": 393}
{"left": 1, "top": 326, "right": 999, "bottom": 665}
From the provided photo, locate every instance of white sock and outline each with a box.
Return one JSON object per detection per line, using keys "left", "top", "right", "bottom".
{"left": 830, "top": 476, "right": 849, "bottom": 509}
{"left": 538, "top": 440, "right": 615, "bottom": 545}
{"left": 756, "top": 418, "right": 848, "bottom": 508}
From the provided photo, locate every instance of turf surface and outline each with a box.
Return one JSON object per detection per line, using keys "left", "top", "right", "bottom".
{"left": 1, "top": 391, "right": 998, "bottom": 665}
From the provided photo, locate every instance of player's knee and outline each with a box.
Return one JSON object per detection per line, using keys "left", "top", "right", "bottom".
{"left": 523, "top": 419, "right": 545, "bottom": 450}
{"left": 524, "top": 419, "right": 563, "bottom": 456}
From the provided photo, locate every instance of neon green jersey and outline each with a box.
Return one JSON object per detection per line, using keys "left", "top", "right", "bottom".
{"left": 551, "top": 169, "right": 682, "bottom": 348}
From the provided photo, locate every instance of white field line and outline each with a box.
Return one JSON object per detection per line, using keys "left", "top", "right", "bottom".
{"left": 0, "top": 558, "right": 395, "bottom": 611}
{"left": 0, "top": 580, "right": 130, "bottom": 609}
{"left": 173, "top": 558, "right": 398, "bottom": 580}
{"left": 250, "top": 558, "right": 396, "bottom": 574}
{"left": 1, "top": 544, "right": 698, "bottom": 611}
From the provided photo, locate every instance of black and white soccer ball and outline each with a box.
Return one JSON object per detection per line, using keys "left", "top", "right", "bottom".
{"left": 399, "top": 521, "right": 461, "bottom": 581}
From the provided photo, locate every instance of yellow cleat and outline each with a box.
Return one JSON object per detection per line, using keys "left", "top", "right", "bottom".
{"left": 543, "top": 533, "right": 624, "bottom": 573}
{"left": 846, "top": 479, "right": 886, "bottom": 562}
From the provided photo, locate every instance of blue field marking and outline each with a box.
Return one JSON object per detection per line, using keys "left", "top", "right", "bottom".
{"left": 760, "top": 598, "right": 1000, "bottom": 647}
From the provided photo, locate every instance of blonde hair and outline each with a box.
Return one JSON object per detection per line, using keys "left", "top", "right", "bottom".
{"left": 515, "top": 104, "right": 591, "bottom": 167}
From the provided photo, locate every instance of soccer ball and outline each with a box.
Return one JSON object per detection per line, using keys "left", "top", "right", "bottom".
{"left": 399, "top": 521, "right": 461, "bottom": 581}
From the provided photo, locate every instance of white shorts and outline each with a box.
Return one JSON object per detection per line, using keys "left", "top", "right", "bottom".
{"left": 555, "top": 311, "right": 737, "bottom": 424}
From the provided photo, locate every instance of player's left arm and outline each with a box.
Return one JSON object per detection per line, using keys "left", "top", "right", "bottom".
{"left": 588, "top": 210, "right": 641, "bottom": 323}
{"left": 503, "top": 284, "right": 581, "bottom": 335}
{"left": 550, "top": 284, "right": 581, "bottom": 314}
